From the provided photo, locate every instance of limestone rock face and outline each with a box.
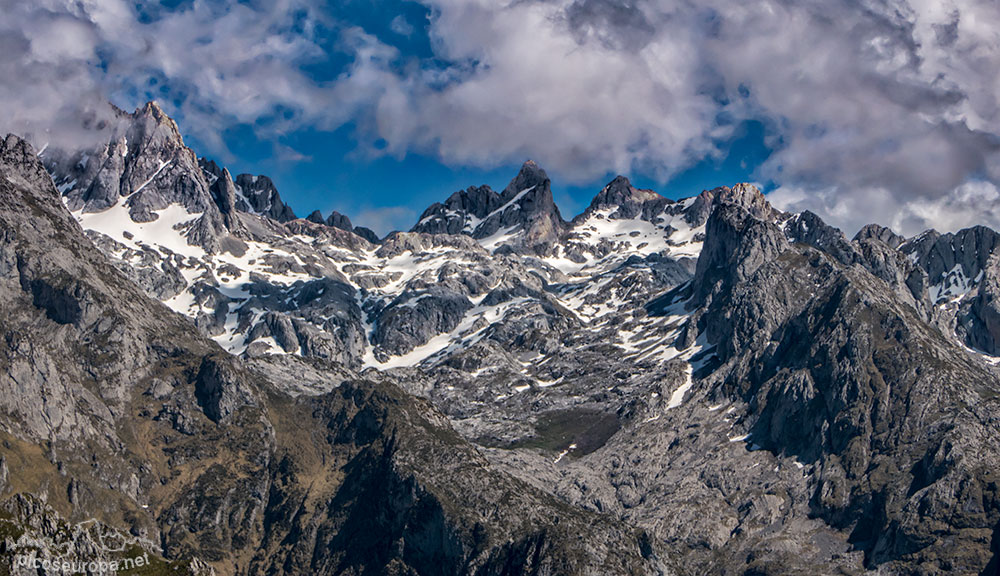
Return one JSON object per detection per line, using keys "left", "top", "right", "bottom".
{"left": 692, "top": 200, "right": 789, "bottom": 306}
{"left": 233, "top": 173, "right": 296, "bottom": 222}
{"left": 412, "top": 160, "right": 566, "bottom": 254}
{"left": 854, "top": 222, "right": 906, "bottom": 249}
{"left": 575, "top": 175, "right": 671, "bottom": 222}
{"left": 957, "top": 255, "right": 1000, "bottom": 354}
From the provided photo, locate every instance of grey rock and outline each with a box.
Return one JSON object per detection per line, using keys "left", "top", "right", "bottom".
{"left": 233, "top": 173, "right": 296, "bottom": 222}
{"left": 783, "top": 210, "right": 859, "bottom": 265}
{"left": 958, "top": 255, "right": 1000, "bottom": 354}
{"left": 575, "top": 175, "right": 672, "bottom": 222}
{"left": 325, "top": 210, "right": 353, "bottom": 231}
{"left": 412, "top": 185, "right": 503, "bottom": 235}
{"left": 902, "top": 225, "right": 1000, "bottom": 295}
{"left": 373, "top": 288, "right": 475, "bottom": 357}
{"left": 352, "top": 226, "right": 380, "bottom": 244}
{"left": 305, "top": 209, "right": 325, "bottom": 224}
{"left": 854, "top": 223, "right": 906, "bottom": 248}
{"left": 692, "top": 201, "right": 789, "bottom": 307}
{"left": 412, "top": 161, "right": 566, "bottom": 255}
{"left": 194, "top": 356, "right": 257, "bottom": 422}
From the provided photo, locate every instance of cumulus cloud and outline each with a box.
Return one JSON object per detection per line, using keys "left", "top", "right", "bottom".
{"left": 375, "top": 0, "right": 1000, "bottom": 235}
{"left": 4, "top": 0, "right": 1000, "bottom": 234}
{"left": 390, "top": 15, "right": 414, "bottom": 37}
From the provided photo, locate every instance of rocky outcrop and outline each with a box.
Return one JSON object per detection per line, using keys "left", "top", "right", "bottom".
{"left": 854, "top": 223, "right": 906, "bottom": 249}
{"left": 193, "top": 354, "right": 258, "bottom": 423}
{"left": 412, "top": 161, "right": 566, "bottom": 254}
{"left": 306, "top": 209, "right": 381, "bottom": 243}
{"left": 575, "top": 175, "right": 671, "bottom": 222}
{"left": 44, "top": 103, "right": 245, "bottom": 254}
{"left": 783, "top": 210, "right": 859, "bottom": 265}
{"left": 413, "top": 185, "right": 503, "bottom": 235}
{"left": 957, "top": 255, "right": 1000, "bottom": 355}
{"left": 477, "top": 161, "right": 566, "bottom": 252}
{"left": 233, "top": 173, "right": 296, "bottom": 222}
{"left": 373, "top": 288, "right": 475, "bottom": 357}
{"left": 691, "top": 200, "right": 789, "bottom": 308}
{"left": 325, "top": 210, "right": 353, "bottom": 231}
{"left": 902, "top": 226, "right": 1000, "bottom": 296}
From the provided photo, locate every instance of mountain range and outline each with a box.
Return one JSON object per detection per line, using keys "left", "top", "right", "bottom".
{"left": 1, "top": 102, "right": 999, "bottom": 575}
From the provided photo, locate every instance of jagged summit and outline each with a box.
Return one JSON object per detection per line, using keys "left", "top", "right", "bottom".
{"left": 590, "top": 175, "right": 662, "bottom": 208}
{"left": 411, "top": 160, "right": 565, "bottom": 253}
{"left": 854, "top": 223, "right": 905, "bottom": 249}
{"left": 500, "top": 159, "right": 549, "bottom": 198}
{"left": 136, "top": 100, "right": 182, "bottom": 139}
{"left": 232, "top": 173, "right": 296, "bottom": 222}
{"left": 576, "top": 175, "right": 671, "bottom": 223}
{"left": 304, "top": 208, "right": 381, "bottom": 243}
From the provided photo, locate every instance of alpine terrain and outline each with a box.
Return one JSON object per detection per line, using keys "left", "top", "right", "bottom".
{"left": 2, "top": 102, "right": 1000, "bottom": 575}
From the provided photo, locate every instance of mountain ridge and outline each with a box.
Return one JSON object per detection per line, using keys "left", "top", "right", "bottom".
{"left": 4, "top": 100, "right": 1000, "bottom": 575}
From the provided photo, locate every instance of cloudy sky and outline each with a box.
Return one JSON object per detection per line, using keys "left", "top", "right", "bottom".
{"left": 4, "top": 0, "right": 1000, "bottom": 236}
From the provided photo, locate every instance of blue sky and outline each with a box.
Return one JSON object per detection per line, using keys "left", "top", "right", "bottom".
{"left": 7, "top": 0, "right": 1000, "bottom": 236}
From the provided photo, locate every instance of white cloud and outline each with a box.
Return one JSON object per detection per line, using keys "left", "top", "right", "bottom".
{"left": 390, "top": 15, "right": 414, "bottom": 37}
{"left": 5, "top": 0, "right": 1000, "bottom": 234}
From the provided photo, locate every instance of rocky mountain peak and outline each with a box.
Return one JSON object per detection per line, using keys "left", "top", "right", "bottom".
{"left": 304, "top": 208, "right": 379, "bottom": 243}
{"left": 326, "top": 210, "right": 353, "bottom": 231}
{"left": 903, "top": 225, "right": 1000, "bottom": 280}
{"left": 410, "top": 161, "right": 564, "bottom": 253}
{"left": 233, "top": 173, "right": 296, "bottom": 222}
{"left": 47, "top": 101, "right": 216, "bottom": 224}
{"left": 783, "top": 210, "right": 859, "bottom": 265}
{"left": 2, "top": 134, "right": 52, "bottom": 189}
{"left": 501, "top": 159, "right": 549, "bottom": 199}
{"left": 474, "top": 161, "right": 565, "bottom": 253}
{"left": 692, "top": 197, "right": 789, "bottom": 305}
{"left": 578, "top": 174, "right": 670, "bottom": 222}
{"left": 133, "top": 101, "right": 183, "bottom": 142}
{"left": 854, "top": 223, "right": 905, "bottom": 249}
{"left": 306, "top": 209, "right": 325, "bottom": 224}
{"left": 711, "top": 182, "right": 777, "bottom": 221}
{"left": 679, "top": 182, "right": 777, "bottom": 231}
{"left": 411, "top": 185, "right": 502, "bottom": 235}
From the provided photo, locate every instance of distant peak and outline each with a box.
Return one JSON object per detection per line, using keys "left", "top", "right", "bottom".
{"left": 326, "top": 210, "right": 353, "bottom": 231}
{"left": 709, "top": 182, "right": 776, "bottom": 221}
{"left": 132, "top": 101, "right": 184, "bottom": 142}
{"left": 137, "top": 101, "right": 169, "bottom": 122}
{"left": 579, "top": 174, "right": 663, "bottom": 221}
{"left": 503, "top": 160, "right": 550, "bottom": 199}
{"left": 517, "top": 160, "right": 546, "bottom": 179}
{"left": 609, "top": 174, "right": 631, "bottom": 187}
